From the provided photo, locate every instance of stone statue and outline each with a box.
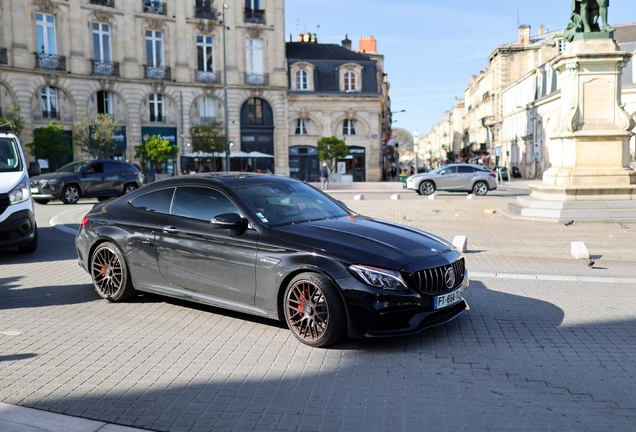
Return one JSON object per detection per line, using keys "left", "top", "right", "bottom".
{"left": 564, "top": 0, "right": 615, "bottom": 42}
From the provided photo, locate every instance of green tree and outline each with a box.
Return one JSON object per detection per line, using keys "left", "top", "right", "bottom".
{"left": 316, "top": 136, "right": 349, "bottom": 171}
{"left": 25, "top": 121, "right": 72, "bottom": 171}
{"left": 391, "top": 127, "right": 413, "bottom": 152}
{"left": 189, "top": 121, "right": 225, "bottom": 154}
{"left": 75, "top": 113, "right": 122, "bottom": 159}
{"left": 0, "top": 104, "right": 26, "bottom": 140}
{"left": 134, "top": 134, "right": 179, "bottom": 174}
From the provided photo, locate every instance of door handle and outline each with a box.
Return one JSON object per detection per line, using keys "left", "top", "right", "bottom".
{"left": 162, "top": 226, "right": 179, "bottom": 234}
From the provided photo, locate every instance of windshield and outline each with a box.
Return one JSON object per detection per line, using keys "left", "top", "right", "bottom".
{"left": 233, "top": 180, "right": 351, "bottom": 226}
{"left": 56, "top": 161, "right": 89, "bottom": 173}
{"left": 429, "top": 166, "right": 445, "bottom": 174}
{"left": 0, "top": 137, "right": 23, "bottom": 173}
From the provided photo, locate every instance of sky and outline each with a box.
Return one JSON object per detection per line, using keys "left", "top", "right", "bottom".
{"left": 284, "top": 0, "right": 635, "bottom": 136}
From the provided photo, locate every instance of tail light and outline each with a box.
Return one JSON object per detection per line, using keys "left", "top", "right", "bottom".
{"left": 489, "top": 174, "right": 496, "bottom": 178}
{"left": 80, "top": 216, "right": 88, "bottom": 227}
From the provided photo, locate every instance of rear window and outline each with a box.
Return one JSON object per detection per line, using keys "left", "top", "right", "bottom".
{"left": 129, "top": 188, "right": 175, "bottom": 214}
{"left": 0, "top": 138, "right": 23, "bottom": 173}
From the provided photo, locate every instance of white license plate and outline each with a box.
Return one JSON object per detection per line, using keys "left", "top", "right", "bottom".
{"left": 434, "top": 289, "right": 462, "bottom": 310}
{"left": 31, "top": 187, "right": 39, "bottom": 194}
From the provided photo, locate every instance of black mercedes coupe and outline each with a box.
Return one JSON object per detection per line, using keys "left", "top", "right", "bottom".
{"left": 75, "top": 173, "right": 469, "bottom": 347}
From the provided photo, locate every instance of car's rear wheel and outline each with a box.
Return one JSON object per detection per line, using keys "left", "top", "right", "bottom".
{"left": 473, "top": 181, "right": 488, "bottom": 196}
{"left": 418, "top": 180, "right": 435, "bottom": 196}
{"left": 91, "top": 242, "right": 137, "bottom": 302}
{"left": 62, "top": 184, "right": 80, "bottom": 204}
{"left": 284, "top": 273, "right": 346, "bottom": 348}
{"left": 123, "top": 183, "right": 138, "bottom": 194}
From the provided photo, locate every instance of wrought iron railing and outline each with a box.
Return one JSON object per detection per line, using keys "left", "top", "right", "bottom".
{"left": 149, "top": 112, "right": 164, "bottom": 123}
{"left": 244, "top": 8, "right": 265, "bottom": 24}
{"left": 0, "top": 48, "right": 7, "bottom": 65}
{"left": 196, "top": 70, "right": 219, "bottom": 83}
{"left": 145, "top": 65, "right": 171, "bottom": 80}
{"left": 199, "top": 116, "right": 216, "bottom": 125}
{"left": 90, "top": 0, "right": 115, "bottom": 6}
{"left": 195, "top": 0, "right": 216, "bottom": 19}
{"left": 42, "top": 110, "right": 61, "bottom": 120}
{"left": 143, "top": 0, "right": 167, "bottom": 14}
{"left": 91, "top": 60, "right": 120, "bottom": 76}
{"left": 35, "top": 53, "right": 66, "bottom": 71}
{"left": 244, "top": 72, "right": 268, "bottom": 85}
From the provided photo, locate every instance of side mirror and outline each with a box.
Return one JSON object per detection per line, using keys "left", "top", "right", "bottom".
{"left": 211, "top": 213, "right": 248, "bottom": 237}
{"left": 28, "top": 161, "right": 41, "bottom": 177}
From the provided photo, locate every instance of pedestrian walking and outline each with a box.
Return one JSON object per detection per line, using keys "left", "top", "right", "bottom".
{"left": 319, "top": 162, "right": 330, "bottom": 190}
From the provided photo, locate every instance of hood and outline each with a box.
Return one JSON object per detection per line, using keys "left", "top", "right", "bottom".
{"left": 1, "top": 171, "right": 25, "bottom": 191}
{"left": 31, "top": 172, "right": 75, "bottom": 182}
{"left": 270, "top": 216, "right": 454, "bottom": 270}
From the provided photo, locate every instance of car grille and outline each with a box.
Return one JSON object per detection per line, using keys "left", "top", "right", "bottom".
{"left": 0, "top": 193, "right": 9, "bottom": 216}
{"left": 413, "top": 258, "right": 464, "bottom": 295}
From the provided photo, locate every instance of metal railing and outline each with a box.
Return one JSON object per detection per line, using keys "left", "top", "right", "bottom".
{"left": 35, "top": 53, "right": 66, "bottom": 71}
{"left": 91, "top": 60, "right": 120, "bottom": 76}
{"left": 196, "top": 70, "right": 219, "bottom": 83}
{"left": 244, "top": 72, "right": 268, "bottom": 85}
{"left": 143, "top": 0, "right": 167, "bottom": 14}
{"left": 90, "top": 0, "right": 115, "bottom": 6}
{"left": 244, "top": 8, "right": 265, "bottom": 24}
{"left": 0, "top": 48, "right": 7, "bottom": 65}
{"left": 199, "top": 116, "right": 216, "bottom": 125}
{"left": 145, "top": 65, "right": 171, "bottom": 80}
{"left": 195, "top": 0, "right": 216, "bottom": 19}
{"left": 149, "top": 112, "right": 164, "bottom": 123}
{"left": 42, "top": 110, "right": 61, "bottom": 120}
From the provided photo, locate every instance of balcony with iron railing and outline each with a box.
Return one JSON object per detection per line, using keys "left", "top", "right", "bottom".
{"left": 145, "top": 65, "right": 171, "bottom": 80}
{"left": 0, "top": 48, "right": 7, "bottom": 65}
{"left": 143, "top": 0, "right": 167, "bottom": 15}
{"left": 91, "top": 60, "right": 120, "bottom": 76}
{"left": 42, "top": 110, "right": 61, "bottom": 120}
{"left": 195, "top": 0, "right": 216, "bottom": 19}
{"left": 244, "top": 72, "right": 268, "bottom": 85}
{"left": 244, "top": 8, "right": 265, "bottom": 24}
{"left": 196, "top": 70, "right": 220, "bottom": 84}
{"left": 35, "top": 53, "right": 66, "bottom": 71}
{"left": 199, "top": 116, "right": 216, "bottom": 125}
{"left": 90, "top": 0, "right": 115, "bottom": 7}
{"left": 149, "top": 112, "right": 165, "bottom": 123}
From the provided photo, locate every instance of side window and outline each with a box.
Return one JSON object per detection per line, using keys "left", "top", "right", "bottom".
{"left": 129, "top": 188, "right": 175, "bottom": 213}
{"left": 440, "top": 166, "right": 457, "bottom": 175}
{"left": 457, "top": 166, "right": 474, "bottom": 173}
{"left": 171, "top": 186, "right": 239, "bottom": 221}
{"left": 103, "top": 161, "right": 120, "bottom": 173}
{"left": 85, "top": 162, "right": 104, "bottom": 173}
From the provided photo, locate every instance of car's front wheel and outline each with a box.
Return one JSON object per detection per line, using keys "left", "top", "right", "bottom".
{"left": 90, "top": 242, "right": 137, "bottom": 302}
{"left": 284, "top": 273, "right": 346, "bottom": 348}
{"left": 418, "top": 180, "right": 435, "bottom": 196}
{"left": 473, "top": 181, "right": 488, "bottom": 196}
{"left": 62, "top": 184, "right": 81, "bottom": 204}
{"left": 123, "top": 183, "right": 138, "bottom": 194}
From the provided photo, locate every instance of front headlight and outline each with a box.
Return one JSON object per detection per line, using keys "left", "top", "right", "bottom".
{"left": 349, "top": 264, "right": 408, "bottom": 291}
{"left": 9, "top": 176, "right": 31, "bottom": 205}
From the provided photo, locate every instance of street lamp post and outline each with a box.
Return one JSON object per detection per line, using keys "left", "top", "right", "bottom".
{"left": 222, "top": 3, "right": 230, "bottom": 172}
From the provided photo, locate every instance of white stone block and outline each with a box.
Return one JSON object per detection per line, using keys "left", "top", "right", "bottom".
{"left": 452, "top": 236, "right": 468, "bottom": 252}
{"left": 571, "top": 241, "right": 590, "bottom": 259}
{"left": 353, "top": 194, "right": 364, "bottom": 201}
{"left": 467, "top": 194, "right": 475, "bottom": 200}
{"left": 428, "top": 194, "right": 436, "bottom": 200}
{"left": 390, "top": 194, "right": 400, "bottom": 200}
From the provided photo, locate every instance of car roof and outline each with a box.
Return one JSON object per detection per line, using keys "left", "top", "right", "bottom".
{"left": 150, "top": 172, "right": 295, "bottom": 187}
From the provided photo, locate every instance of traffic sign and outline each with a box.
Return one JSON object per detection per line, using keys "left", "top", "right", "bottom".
{"left": 494, "top": 148, "right": 501, "bottom": 156}
{"left": 534, "top": 152, "right": 540, "bottom": 159}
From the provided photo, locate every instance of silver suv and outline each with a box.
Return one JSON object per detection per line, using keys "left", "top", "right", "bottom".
{"left": 406, "top": 163, "right": 497, "bottom": 196}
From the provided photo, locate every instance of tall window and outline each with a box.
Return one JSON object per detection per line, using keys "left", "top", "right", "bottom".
{"left": 146, "top": 30, "right": 163, "bottom": 67}
{"left": 92, "top": 23, "right": 111, "bottom": 62}
{"left": 200, "top": 97, "right": 215, "bottom": 124}
{"left": 247, "top": 98, "right": 263, "bottom": 125}
{"left": 97, "top": 90, "right": 113, "bottom": 116}
{"left": 36, "top": 13, "right": 56, "bottom": 55}
{"left": 149, "top": 94, "right": 164, "bottom": 122}
{"left": 296, "top": 70, "right": 308, "bottom": 90}
{"left": 246, "top": 39, "right": 263, "bottom": 76}
{"left": 295, "top": 119, "right": 308, "bottom": 135}
{"left": 41, "top": 86, "right": 58, "bottom": 119}
{"left": 197, "top": 35, "right": 214, "bottom": 72}
{"left": 245, "top": 0, "right": 260, "bottom": 8}
{"left": 558, "top": 39, "right": 566, "bottom": 54}
{"left": 344, "top": 71, "right": 356, "bottom": 92}
{"left": 343, "top": 119, "right": 356, "bottom": 135}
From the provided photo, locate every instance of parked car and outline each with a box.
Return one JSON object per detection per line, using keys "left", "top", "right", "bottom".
{"left": 30, "top": 160, "right": 143, "bottom": 204}
{"left": 493, "top": 166, "right": 509, "bottom": 181}
{"left": 75, "top": 173, "right": 470, "bottom": 347}
{"left": 405, "top": 163, "right": 497, "bottom": 196}
{"left": 0, "top": 124, "right": 40, "bottom": 253}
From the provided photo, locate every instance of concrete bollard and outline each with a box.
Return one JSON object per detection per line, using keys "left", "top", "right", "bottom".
{"left": 353, "top": 194, "right": 364, "bottom": 201}
{"left": 452, "top": 236, "right": 468, "bottom": 252}
{"left": 428, "top": 194, "right": 436, "bottom": 200}
{"left": 571, "top": 241, "right": 590, "bottom": 259}
{"left": 467, "top": 194, "right": 475, "bottom": 200}
{"left": 390, "top": 194, "right": 400, "bottom": 200}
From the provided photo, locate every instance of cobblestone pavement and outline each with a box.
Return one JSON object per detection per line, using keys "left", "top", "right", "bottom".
{"left": 0, "top": 191, "right": 635, "bottom": 432}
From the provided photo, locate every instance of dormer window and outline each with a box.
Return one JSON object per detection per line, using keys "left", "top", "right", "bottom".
{"left": 344, "top": 71, "right": 356, "bottom": 92}
{"left": 296, "top": 70, "right": 308, "bottom": 90}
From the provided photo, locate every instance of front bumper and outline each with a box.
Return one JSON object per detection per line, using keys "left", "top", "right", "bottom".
{"left": 30, "top": 182, "right": 62, "bottom": 200}
{"left": 0, "top": 209, "right": 36, "bottom": 248}
{"left": 337, "top": 268, "right": 470, "bottom": 339}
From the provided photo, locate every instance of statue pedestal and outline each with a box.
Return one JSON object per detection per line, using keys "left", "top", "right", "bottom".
{"left": 505, "top": 38, "right": 636, "bottom": 222}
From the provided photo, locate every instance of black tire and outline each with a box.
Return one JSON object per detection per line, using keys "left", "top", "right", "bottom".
{"left": 418, "top": 180, "right": 435, "bottom": 196}
{"left": 33, "top": 199, "right": 50, "bottom": 205}
{"left": 473, "top": 181, "right": 488, "bottom": 196}
{"left": 123, "top": 183, "right": 138, "bottom": 194}
{"left": 90, "top": 242, "right": 137, "bottom": 302}
{"left": 283, "top": 272, "right": 346, "bottom": 348}
{"left": 18, "top": 224, "right": 38, "bottom": 253}
{"left": 61, "top": 184, "right": 81, "bottom": 204}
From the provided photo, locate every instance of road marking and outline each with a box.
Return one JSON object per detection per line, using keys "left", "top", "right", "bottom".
{"left": 49, "top": 208, "right": 84, "bottom": 236}
{"left": 471, "top": 271, "right": 636, "bottom": 284}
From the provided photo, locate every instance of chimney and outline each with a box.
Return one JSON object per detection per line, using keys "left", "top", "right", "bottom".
{"left": 518, "top": 24, "right": 531, "bottom": 45}
{"left": 359, "top": 36, "right": 377, "bottom": 53}
{"left": 297, "top": 31, "right": 302, "bottom": 42}
{"left": 538, "top": 25, "right": 545, "bottom": 36}
{"left": 341, "top": 34, "right": 352, "bottom": 50}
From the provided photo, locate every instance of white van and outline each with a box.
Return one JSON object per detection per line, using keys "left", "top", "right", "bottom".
{"left": 0, "top": 123, "right": 40, "bottom": 253}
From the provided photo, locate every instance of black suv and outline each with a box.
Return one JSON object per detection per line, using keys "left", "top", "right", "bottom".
{"left": 30, "top": 160, "right": 143, "bottom": 204}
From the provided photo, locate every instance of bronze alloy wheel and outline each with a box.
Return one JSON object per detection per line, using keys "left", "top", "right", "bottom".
{"left": 284, "top": 273, "right": 346, "bottom": 347}
{"left": 91, "top": 242, "right": 136, "bottom": 301}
